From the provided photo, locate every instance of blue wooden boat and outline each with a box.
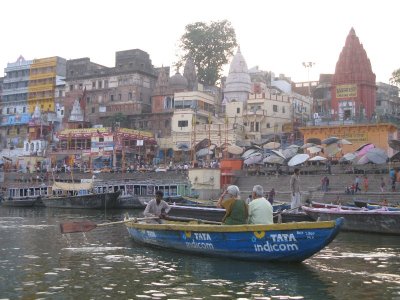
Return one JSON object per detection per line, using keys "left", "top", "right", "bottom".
{"left": 124, "top": 218, "right": 343, "bottom": 262}
{"left": 302, "top": 206, "right": 400, "bottom": 235}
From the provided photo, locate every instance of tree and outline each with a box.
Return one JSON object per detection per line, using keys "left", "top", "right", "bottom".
{"left": 178, "top": 20, "right": 238, "bottom": 86}
{"left": 390, "top": 68, "right": 400, "bottom": 86}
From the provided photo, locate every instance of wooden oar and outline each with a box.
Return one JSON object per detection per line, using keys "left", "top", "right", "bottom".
{"left": 60, "top": 217, "right": 159, "bottom": 234}
{"left": 164, "top": 215, "right": 222, "bottom": 225}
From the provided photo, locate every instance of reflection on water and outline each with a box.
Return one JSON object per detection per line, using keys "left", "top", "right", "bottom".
{"left": 0, "top": 207, "right": 400, "bottom": 299}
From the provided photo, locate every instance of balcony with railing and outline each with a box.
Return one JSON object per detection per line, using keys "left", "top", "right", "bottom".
{"left": 305, "top": 114, "right": 400, "bottom": 127}
{"left": 1, "top": 87, "right": 29, "bottom": 96}
{"left": 28, "top": 83, "right": 54, "bottom": 93}
{"left": 29, "top": 72, "right": 56, "bottom": 81}
{"left": 243, "top": 108, "right": 267, "bottom": 117}
{"left": 3, "top": 75, "right": 30, "bottom": 84}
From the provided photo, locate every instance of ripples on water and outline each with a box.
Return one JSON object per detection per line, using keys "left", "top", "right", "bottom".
{"left": 0, "top": 207, "right": 400, "bottom": 299}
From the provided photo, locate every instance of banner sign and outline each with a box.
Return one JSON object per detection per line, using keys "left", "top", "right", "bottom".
{"left": 336, "top": 84, "right": 357, "bottom": 98}
{"left": 337, "top": 132, "right": 367, "bottom": 142}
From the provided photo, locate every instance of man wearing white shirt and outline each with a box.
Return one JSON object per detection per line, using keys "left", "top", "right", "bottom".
{"left": 248, "top": 185, "right": 273, "bottom": 225}
{"left": 143, "top": 190, "right": 171, "bottom": 218}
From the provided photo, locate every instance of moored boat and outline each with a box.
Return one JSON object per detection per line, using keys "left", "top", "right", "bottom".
{"left": 42, "top": 191, "right": 120, "bottom": 209}
{"left": 1, "top": 197, "right": 41, "bottom": 207}
{"left": 354, "top": 199, "right": 400, "bottom": 211}
{"left": 302, "top": 205, "right": 400, "bottom": 235}
{"left": 124, "top": 217, "right": 343, "bottom": 262}
{"left": 42, "top": 181, "right": 120, "bottom": 209}
{"left": 310, "top": 201, "right": 360, "bottom": 210}
{"left": 0, "top": 184, "right": 49, "bottom": 207}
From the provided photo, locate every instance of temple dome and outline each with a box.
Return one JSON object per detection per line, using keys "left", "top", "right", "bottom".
{"left": 169, "top": 72, "right": 188, "bottom": 91}
{"left": 332, "top": 27, "right": 375, "bottom": 84}
{"left": 224, "top": 47, "right": 251, "bottom": 94}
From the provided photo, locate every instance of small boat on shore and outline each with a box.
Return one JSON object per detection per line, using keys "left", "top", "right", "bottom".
{"left": 353, "top": 199, "right": 400, "bottom": 211}
{"left": 302, "top": 205, "right": 400, "bottom": 235}
{"left": 310, "top": 201, "right": 360, "bottom": 210}
{"left": 124, "top": 217, "right": 343, "bottom": 262}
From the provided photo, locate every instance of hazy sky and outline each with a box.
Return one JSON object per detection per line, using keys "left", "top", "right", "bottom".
{"left": 1, "top": 0, "right": 399, "bottom": 83}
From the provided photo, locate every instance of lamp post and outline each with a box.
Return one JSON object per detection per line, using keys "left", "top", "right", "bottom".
{"left": 302, "top": 62, "right": 315, "bottom": 116}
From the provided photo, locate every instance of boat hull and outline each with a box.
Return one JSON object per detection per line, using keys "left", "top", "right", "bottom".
{"left": 1, "top": 197, "right": 41, "bottom": 207}
{"left": 125, "top": 218, "right": 343, "bottom": 262}
{"left": 302, "top": 206, "right": 400, "bottom": 235}
{"left": 42, "top": 191, "right": 120, "bottom": 209}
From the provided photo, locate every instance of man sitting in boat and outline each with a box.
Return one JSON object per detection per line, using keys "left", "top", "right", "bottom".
{"left": 143, "top": 190, "right": 171, "bottom": 219}
{"left": 216, "top": 185, "right": 248, "bottom": 225}
{"left": 248, "top": 185, "right": 273, "bottom": 225}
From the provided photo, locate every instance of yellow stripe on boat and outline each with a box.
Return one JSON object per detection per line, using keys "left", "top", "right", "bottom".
{"left": 125, "top": 220, "right": 336, "bottom": 232}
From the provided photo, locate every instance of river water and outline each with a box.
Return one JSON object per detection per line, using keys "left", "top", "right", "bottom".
{"left": 0, "top": 206, "right": 399, "bottom": 300}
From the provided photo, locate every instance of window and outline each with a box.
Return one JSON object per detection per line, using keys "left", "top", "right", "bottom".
{"left": 255, "top": 122, "right": 259, "bottom": 132}
{"left": 91, "top": 107, "right": 95, "bottom": 113}
{"left": 86, "top": 97, "right": 90, "bottom": 104}
{"left": 79, "top": 83, "right": 83, "bottom": 90}
{"left": 165, "top": 120, "right": 169, "bottom": 127}
{"left": 70, "top": 85, "right": 74, "bottom": 91}
{"left": 6, "top": 108, "right": 9, "bottom": 114}
{"left": 92, "top": 81, "right": 96, "bottom": 88}
{"left": 99, "top": 137, "right": 104, "bottom": 142}
{"left": 23, "top": 107, "right": 26, "bottom": 113}
{"left": 17, "top": 128, "right": 20, "bottom": 134}
{"left": 14, "top": 108, "right": 17, "bottom": 113}
{"left": 282, "top": 106, "right": 285, "bottom": 113}
{"left": 178, "top": 120, "right": 188, "bottom": 128}
{"left": 104, "top": 80, "right": 108, "bottom": 88}
{"left": 273, "top": 105, "right": 278, "bottom": 112}
{"left": 110, "top": 95, "right": 114, "bottom": 101}
{"left": 236, "top": 107, "right": 240, "bottom": 114}
{"left": 250, "top": 122, "right": 254, "bottom": 132}
{"left": 267, "top": 123, "right": 271, "bottom": 128}
{"left": 98, "top": 81, "right": 102, "bottom": 88}
{"left": 118, "top": 94, "right": 122, "bottom": 101}
{"left": 128, "top": 92, "right": 133, "bottom": 100}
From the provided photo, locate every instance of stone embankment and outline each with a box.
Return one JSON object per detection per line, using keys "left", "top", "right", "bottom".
{"left": 235, "top": 165, "right": 400, "bottom": 205}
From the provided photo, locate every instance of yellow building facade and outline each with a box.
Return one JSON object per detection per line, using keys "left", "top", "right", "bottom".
{"left": 28, "top": 57, "right": 66, "bottom": 113}
{"left": 300, "top": 123, "right": 398, "bottom": 156}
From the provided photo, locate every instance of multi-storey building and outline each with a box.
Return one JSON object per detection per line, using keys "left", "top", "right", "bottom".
{"left": 376, "top": 82, "right": 400, "bottom": 117}
{"left": 28, "top": 56, "right": 66, "bottom": 113}
{"left": 65, "top": 49, "right": 157, "bottom": 128}
{"left": 0, "top": 56, "right": 33, "bottom": 148}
